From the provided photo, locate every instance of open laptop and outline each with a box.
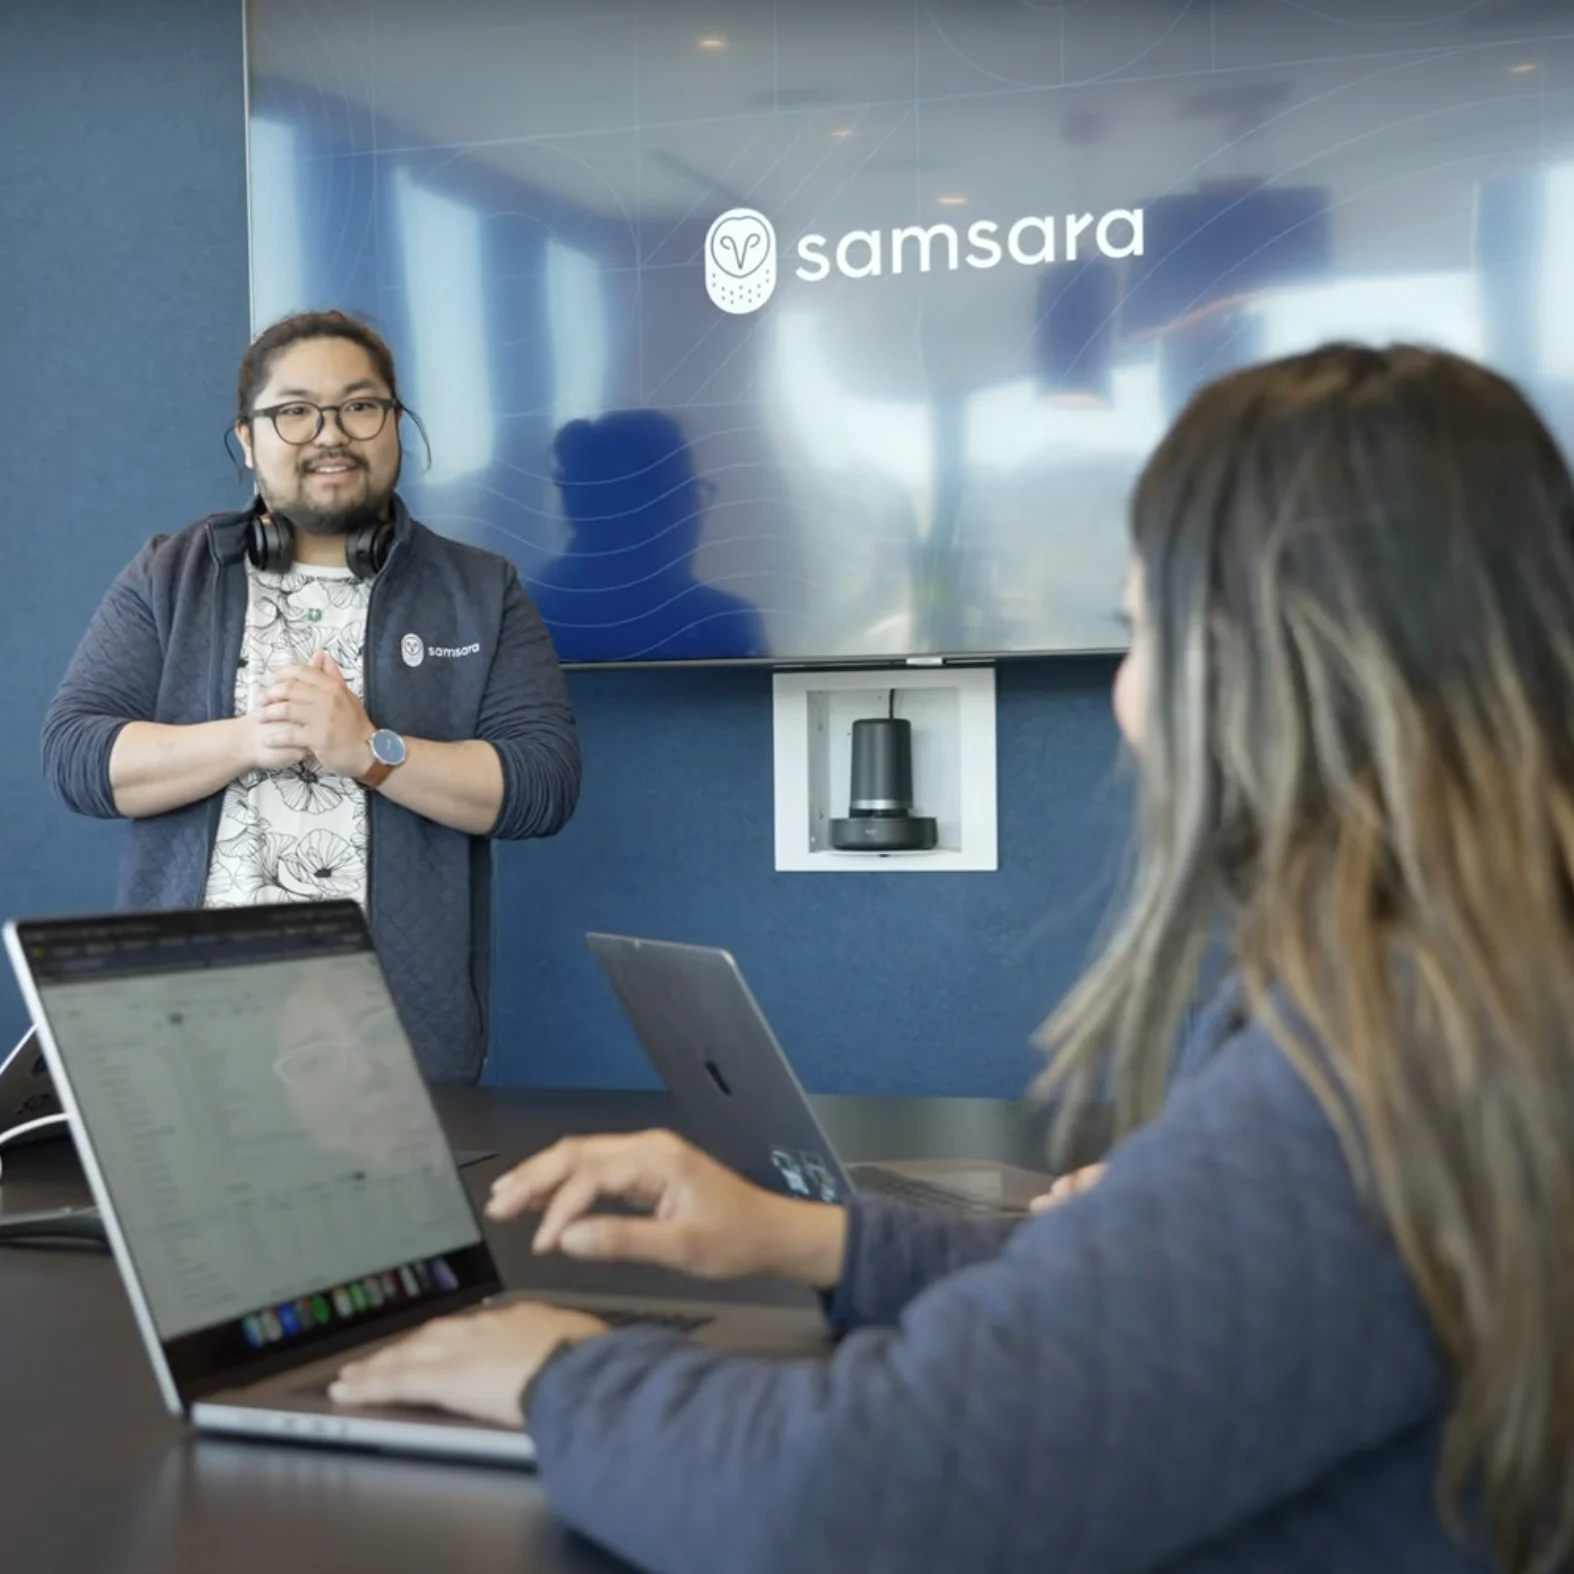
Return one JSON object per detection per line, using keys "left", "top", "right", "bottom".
{"left": 587, "top": 933, "right": 1057, "bottom": 1217}
{"left": 4, "top": 903, "right": 825, "bottom": 1464}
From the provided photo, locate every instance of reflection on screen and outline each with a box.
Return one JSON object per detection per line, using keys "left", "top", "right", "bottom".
{"left": 248, "top": 0, "right": 1574, "bottom": 664}
{"left": 38, "top": 954, "right": 481, "bottom": 1340}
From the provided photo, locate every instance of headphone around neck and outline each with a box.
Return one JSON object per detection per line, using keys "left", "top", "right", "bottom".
{"left": 244, "top": 505, "right": 394, "bottom": 581}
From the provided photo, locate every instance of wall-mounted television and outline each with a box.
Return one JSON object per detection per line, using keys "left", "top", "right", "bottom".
{"left": 246, "top": 0, "right": 1574, "bottom": 666}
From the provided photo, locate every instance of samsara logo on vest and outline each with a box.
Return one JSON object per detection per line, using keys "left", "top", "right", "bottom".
{"left": 703, "top": 204, "right": 1145, "bottom": 314}
{"left": 400, "top": 633, "right": 481, "bottom": 666}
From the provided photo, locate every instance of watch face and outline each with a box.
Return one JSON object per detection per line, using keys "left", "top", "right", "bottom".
{"left": 371, "top": 729, "right": 406, "bottom": 767}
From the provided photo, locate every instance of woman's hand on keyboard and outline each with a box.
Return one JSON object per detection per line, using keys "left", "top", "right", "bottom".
{"left": 488, "top": 1130, "right": 848, "bottom": 1291}
{"left": 330, "top": 1301, "right": 607, "bottom": 1428}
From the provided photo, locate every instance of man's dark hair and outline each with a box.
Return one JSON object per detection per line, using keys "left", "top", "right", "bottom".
{"left": 236, "top": 310, "right": 399, "bottom": 422}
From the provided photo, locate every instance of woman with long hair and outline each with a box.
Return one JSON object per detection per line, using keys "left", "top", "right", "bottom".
{"left": 334, "top": 344, "right": 1573, "bottom": 1574}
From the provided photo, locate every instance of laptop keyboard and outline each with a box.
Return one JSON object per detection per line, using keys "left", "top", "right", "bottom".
{"left": 573, "top": 1306, "right": 712, "bottom": 1333}
{"left": 854, "top": 1165, "right": 1024, "bottom": 1216}
{"left": 294, "top": 1307, "right": 712, "bottom": 1400}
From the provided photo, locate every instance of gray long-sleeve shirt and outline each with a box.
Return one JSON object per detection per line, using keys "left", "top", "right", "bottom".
{"left": 527, "top": 1015, "right": 1491, "bottom": 1573}
{"left": 41, "top": 499, "right": 580, "bottom": 1081}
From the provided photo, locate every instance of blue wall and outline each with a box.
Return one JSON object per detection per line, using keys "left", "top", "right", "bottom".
{"left": 0, "top": 0, "right": 253, "bottom": 1022}
{"left": 495, "top": 659, "right": 1126, "bottom": 1097}
{"left": 0, "top": 1, "right": 1128, "bottom": 1097}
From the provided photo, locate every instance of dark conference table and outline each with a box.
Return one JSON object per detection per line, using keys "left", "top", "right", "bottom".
{"left": 0, "top": 1085, "right": 1050, "bottom": 1574}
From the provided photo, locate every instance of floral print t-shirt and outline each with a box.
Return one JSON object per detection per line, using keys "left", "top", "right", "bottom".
{"left": 202, "top": 561, "right": 372, "bottom": 910}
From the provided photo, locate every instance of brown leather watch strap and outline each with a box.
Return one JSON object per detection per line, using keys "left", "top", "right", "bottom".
{"left": 357, "top": 756, "right": 393, "bottom": 789}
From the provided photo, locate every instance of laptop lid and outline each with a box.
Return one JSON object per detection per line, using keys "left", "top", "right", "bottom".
{"left": 4, "top": 902, "right": 499, "bottom": 1413}
{"left": 586, "top": 933, "right": 854, "bottom": 1206}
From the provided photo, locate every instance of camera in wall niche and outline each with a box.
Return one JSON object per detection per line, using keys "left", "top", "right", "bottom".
{"left": 829, "top": 713, "right": 938, "bottom": 853}
{"left": 772, "top": 668, "right": 996, "bottom": 874}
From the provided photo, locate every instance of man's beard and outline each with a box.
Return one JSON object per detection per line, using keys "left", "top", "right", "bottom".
{"left": 276, "top": 492, "right": 392, "bottom": 538}
{"left": 261, "top": 463, "right": 397, "bottom": 538}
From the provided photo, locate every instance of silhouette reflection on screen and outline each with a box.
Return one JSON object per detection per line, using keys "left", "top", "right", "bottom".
{"left": 271, "top": 977, "right": 449, "bottom": 1181}
{"left": 532, "top": 409, "right": 767, "bottom": 662}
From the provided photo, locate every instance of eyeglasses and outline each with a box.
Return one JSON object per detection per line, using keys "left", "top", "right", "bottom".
{"left": 249, "top": 397, "right": 400, "bottom": 446}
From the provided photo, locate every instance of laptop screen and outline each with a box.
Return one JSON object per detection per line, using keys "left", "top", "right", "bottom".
{"left": 14, "top": 903, "right": 492, "bottom": 1387}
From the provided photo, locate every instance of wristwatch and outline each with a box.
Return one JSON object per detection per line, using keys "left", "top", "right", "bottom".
{"left": 357, "top": 727, "right": 407, "bottom": 789}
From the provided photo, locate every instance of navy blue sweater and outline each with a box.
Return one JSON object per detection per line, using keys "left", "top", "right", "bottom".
{"left": 528, "top": 1013, "right": 1494, "bottom": 1573}
{"left": 40, "top": 500, "right": 580, "bottom": 1082}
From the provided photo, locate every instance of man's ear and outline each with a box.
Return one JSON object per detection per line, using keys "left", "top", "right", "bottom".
{"left": 235, "top": 421, "right": 255, "bottom": 472}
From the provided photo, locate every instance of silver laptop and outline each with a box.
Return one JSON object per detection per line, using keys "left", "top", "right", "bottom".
{"left": 587, "top": 933, "right": 1056, "bottom": 1217}
{"left": 5, "top": 903, "right": 825, "bottom": 1465}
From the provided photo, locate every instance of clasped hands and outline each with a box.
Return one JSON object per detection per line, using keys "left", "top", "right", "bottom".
{"left": 327, "top": 1130, "right": 1106, "bottom": 1428}
{"left": 244, "top": 649, "right": 374, "bottom": 779}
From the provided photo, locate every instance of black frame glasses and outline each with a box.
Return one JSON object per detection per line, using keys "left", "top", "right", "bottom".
{"left": 248, "top": 397, "right": 400, "bottom": 446}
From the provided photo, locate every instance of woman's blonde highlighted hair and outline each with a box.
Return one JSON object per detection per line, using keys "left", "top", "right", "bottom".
{"left": 1041, "top": 344, "right": 1574, "bottom": 1574}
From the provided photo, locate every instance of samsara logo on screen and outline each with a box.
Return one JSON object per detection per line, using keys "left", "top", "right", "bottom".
{"left": 705, "top": 208, "right": 779, "bottom": 314}
{"left": 704, "top": 205, "right": 1145, "bottom": 314}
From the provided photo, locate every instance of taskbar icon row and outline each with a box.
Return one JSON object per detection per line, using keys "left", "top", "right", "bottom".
{"left": 240, "top": 1254, "right": 460, "bottom": 1349}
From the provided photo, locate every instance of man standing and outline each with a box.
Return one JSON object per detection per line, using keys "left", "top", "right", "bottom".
{"left": 43, "top": 311, "right": 580, "bottom": 1081}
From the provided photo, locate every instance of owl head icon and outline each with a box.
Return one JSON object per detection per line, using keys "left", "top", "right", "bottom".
{"left": 705, "top": 207, "right": 777, "bottom": 315}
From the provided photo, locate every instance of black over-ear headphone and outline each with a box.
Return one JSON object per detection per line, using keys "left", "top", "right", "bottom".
{"left": 245, "top": 504, "right": 395, "bottom": 581}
